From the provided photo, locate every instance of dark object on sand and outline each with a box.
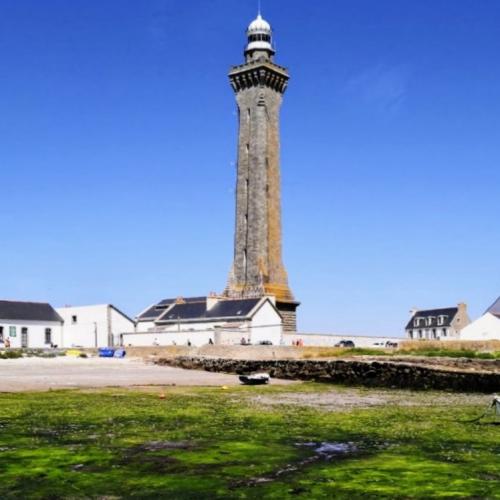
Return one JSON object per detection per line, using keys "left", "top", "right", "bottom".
{"left": 239, "top": 373, "right": 270, "bottom": 385}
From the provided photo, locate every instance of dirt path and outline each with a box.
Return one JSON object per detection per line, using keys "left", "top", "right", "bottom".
{"left": 0, "top": 356, "right": 295, "bottom": 392}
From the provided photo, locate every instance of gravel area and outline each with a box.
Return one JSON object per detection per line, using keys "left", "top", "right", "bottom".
{"left": 250, "top": 388, "right": 490, "bottom": 411}
{"left": 0, "top": 356, "right": 294, "bottom": 392}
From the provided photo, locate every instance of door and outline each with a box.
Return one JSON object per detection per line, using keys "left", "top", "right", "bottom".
{"left": 21, "top": 327, "right": 28, "bottom": 348}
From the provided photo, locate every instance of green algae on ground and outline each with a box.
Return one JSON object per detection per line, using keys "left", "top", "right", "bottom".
{"left": 0, "top": 385, "right": 498, "bottom": 499}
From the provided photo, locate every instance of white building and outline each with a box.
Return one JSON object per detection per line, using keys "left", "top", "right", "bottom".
{"left": 124, "top": 295, "right": 282, "bottom": 347}
{"left": 0, "top": 300, "right": 63, "bottom": 348}
{"left": 460, "top": 297, "right": 500, "bottom": 341}
{"left": 57, "top": 304, "right": 135, "bottom": 348}
{"left": 405, "top": 303, "right": 470, "bottom": 340}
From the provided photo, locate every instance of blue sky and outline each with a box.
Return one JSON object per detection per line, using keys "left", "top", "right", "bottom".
{"left": 1, "top": 0, "right": 499, "bottom": 336}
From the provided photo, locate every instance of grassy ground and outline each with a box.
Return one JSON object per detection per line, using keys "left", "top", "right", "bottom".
{"left": 0, "top": 384, "right": 498, "bottom": 499}
{"left": 301, "top": 346, "right": 500, "bottom": 359}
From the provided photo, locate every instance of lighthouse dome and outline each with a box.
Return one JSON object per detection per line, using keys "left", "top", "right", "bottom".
{"left": 245, "top": 14, "right": 274, "bottom": 56}
{"left": 247, "top": 14, "right": 271, "bottom": 34}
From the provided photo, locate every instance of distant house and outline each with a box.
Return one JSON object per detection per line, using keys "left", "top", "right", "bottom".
{"left": 57, "top": 304, "right": 135, "bottom": 348}
{"left": 0, "top": 300, "right": 63, "bottom": 348}
{"left": 460, "top": 297, "right": 500, "bottom": 341}
{"left": 126, "top": 295, "right": 283, "bottom": 346}
{"left": 405, "top": 303, "right": 470, "bottom": 340}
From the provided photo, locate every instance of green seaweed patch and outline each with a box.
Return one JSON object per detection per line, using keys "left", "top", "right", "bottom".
{"left": 0, "top": 387, "right": 498, "bottom": 499}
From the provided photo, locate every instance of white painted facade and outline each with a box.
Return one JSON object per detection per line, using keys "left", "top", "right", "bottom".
{"left": 459, "top": 313, "right": 500, "bottom": 341}
{"left": 0, "top": 319, "right": 63, "bottom": 349}
{"left": 57, "top": 305, "right": 135, "bottom": 348}
{"left": 248, "top": 300, "right": 282, "bottom": 344}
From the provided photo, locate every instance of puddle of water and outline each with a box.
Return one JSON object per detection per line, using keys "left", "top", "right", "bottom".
{"left": 299, "top": 441, "right": 358, "bottom": 458}
{"left": 234, "top": 441, "right": 365, "bottom": 488}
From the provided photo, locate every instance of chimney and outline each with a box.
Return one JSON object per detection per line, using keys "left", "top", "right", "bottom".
{"left": 409, "top": 307, "right": 419, "bottom": 318}
{"left": 457, "top": 302, "right": 467, "bottom": 314}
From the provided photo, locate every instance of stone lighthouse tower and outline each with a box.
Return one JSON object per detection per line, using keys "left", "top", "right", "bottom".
{"left": 225, "top": 14, "right": 299, "bottom": 332}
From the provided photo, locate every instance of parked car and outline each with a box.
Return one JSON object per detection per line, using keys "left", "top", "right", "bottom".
{"left": 385, "top": 341, "right": 399, "bottom": 348}
{"left": 258, "top": 340, "right": 273, "bottom": 345}
{"left": 335, "top": 340, "right": 355, "bottom": 348}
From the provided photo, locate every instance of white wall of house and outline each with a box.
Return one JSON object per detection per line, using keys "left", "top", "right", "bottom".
{"left": 57, "top": 305, "right": 135, "bottom": 348}
{"left": 248, "top": 301, "right": 282, "bottom": 345}
{"left": 0, "top": 320, "right": 63, "bottom": 348}
{"left": 135, "top": 320, "right": 156, "bottom": 332}
{"left": 460, "top": 313, "right": 500, "bottom": 341}
{"left": 406, "top": 326, "right": 459, "bottom": 341}
{"left": 159, "top": 320, "right": 229, "bottom": 333}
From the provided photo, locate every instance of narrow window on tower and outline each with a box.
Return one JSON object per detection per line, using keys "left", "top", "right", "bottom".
{"left": 243, "top": 249, "right": 247, "bottom": 278}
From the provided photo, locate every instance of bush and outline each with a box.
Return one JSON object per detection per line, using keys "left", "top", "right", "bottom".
{"left": 0, "top": 350, "right": 23, "bottom": 360}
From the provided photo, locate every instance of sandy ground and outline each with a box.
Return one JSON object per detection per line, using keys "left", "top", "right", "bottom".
{"left": 0, "top": 356, "right": 294, "bottom": 392}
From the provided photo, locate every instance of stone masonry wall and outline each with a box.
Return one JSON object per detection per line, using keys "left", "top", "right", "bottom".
{"left": 158, "top": 356, "right": 500, "bottom": 393}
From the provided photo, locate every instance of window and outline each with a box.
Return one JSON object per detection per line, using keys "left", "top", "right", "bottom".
{"left": 45, "top": 328, "right": 52, "bottom": 345}
{"left": 418, "top": 330, "right": 423, "bottom": 339}
{"left": 21, "top": 327, "right": 28, "bottom": 348}
{"left": 442, "top": 328, "right": 447, "bottom": 337}
{"left": 414, "top": 318, "right": 420, "bottom": 327}
{"left": 0, "top": 326, "right": 3, "bottom": 342}
{"left": 408, "top": 330, "right": 413, "bottom": 339}
{"left": 9, "top": 326, "right": 16, "bottom": 337}
{"left": 432, "top": 329, "right": 437, "bottom": 339}
{"left": 438, "top": 315, "right": 448, "bottom": 326}
{"left": 71, "top": 315, "right": 77, "bottom": 324}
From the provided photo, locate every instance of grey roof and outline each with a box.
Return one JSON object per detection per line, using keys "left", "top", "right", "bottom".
{"left": 0, "top": 300, "right": 63, "bottom": 323}
{"left": 157, "top": 298, "right": 261, "bottom": 323}
{"left": 137, "top": 297, "right": 206, "bottom": 321}
{"left": 208, "top": 299, "right": 260, "bottom": 318}
{"left": 406, "top": 307, "right": 458, "bottom": 330}
{"left": 485, "top": 297, "right": 500, "bottom": 317}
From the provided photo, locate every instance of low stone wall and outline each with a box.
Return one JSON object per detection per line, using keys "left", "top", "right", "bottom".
{"left": 158, "top": 357, "right": 500, "bottom": 393}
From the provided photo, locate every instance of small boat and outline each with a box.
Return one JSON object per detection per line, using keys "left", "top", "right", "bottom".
{"left": 239, "top": 373, "right": 270, "bottom": 385}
